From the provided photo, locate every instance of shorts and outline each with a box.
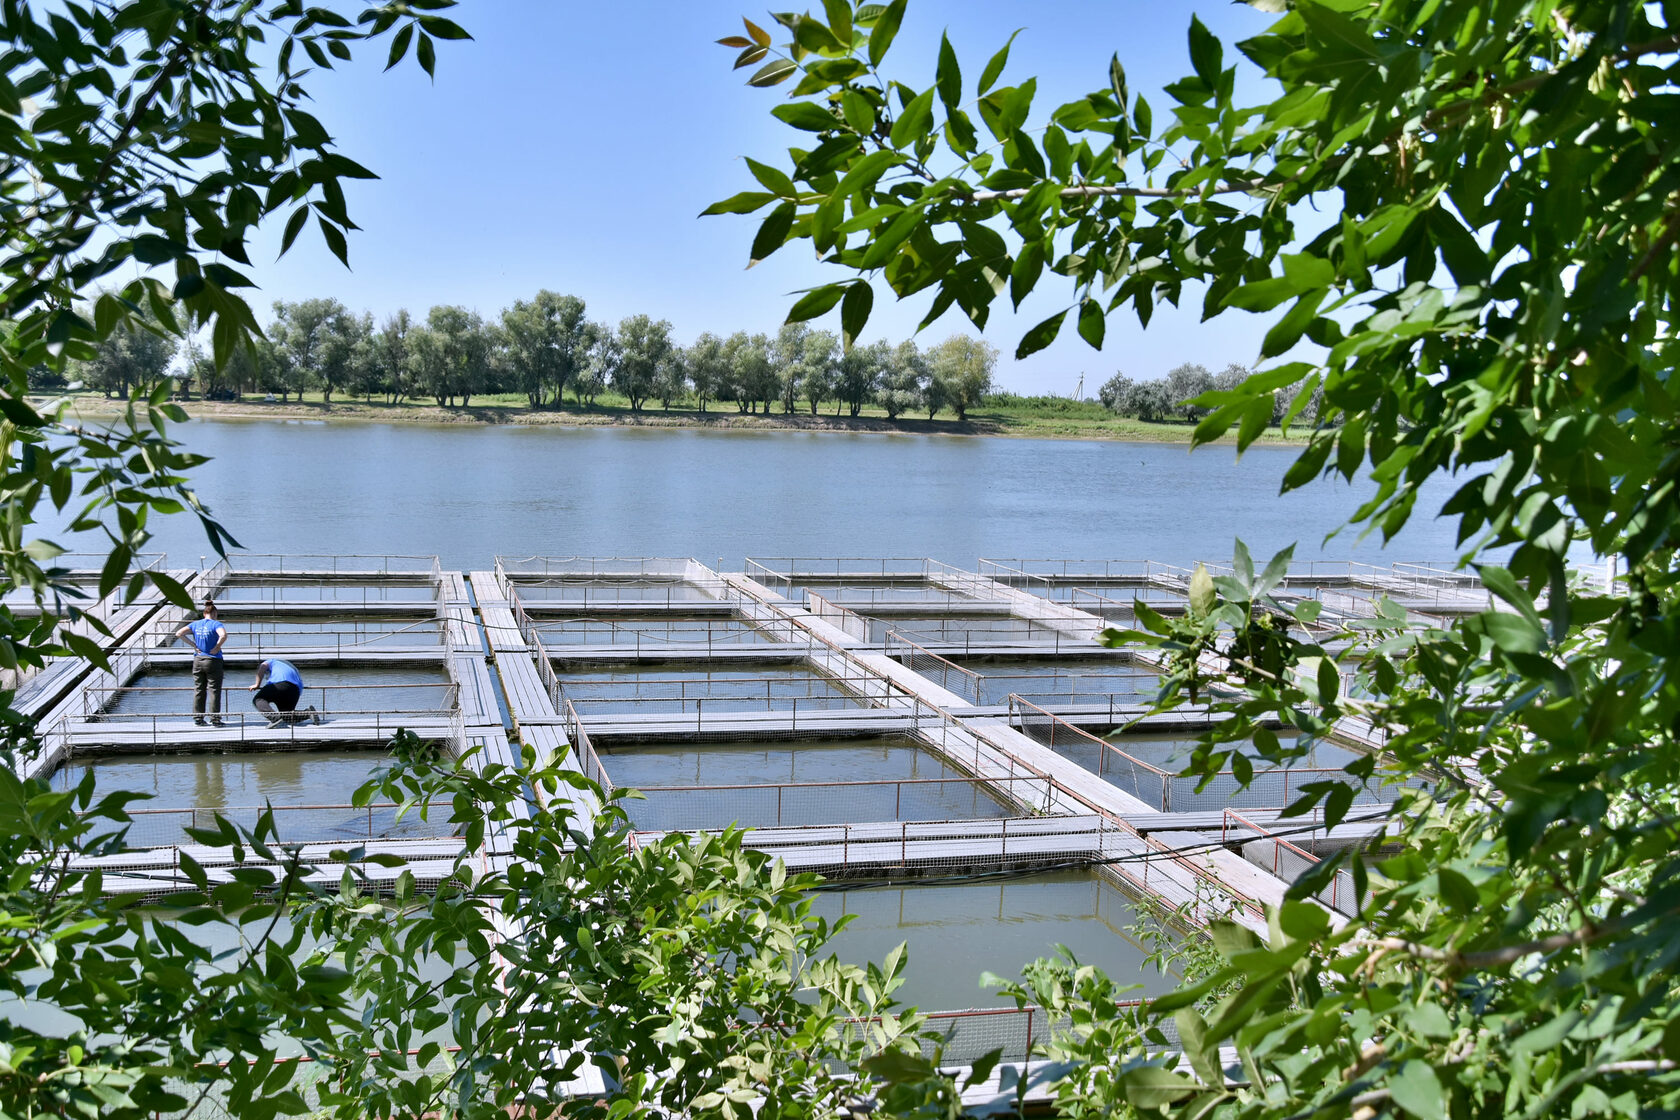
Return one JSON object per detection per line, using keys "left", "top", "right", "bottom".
{"left": 254, "top": 681, "right": 302, "bottom": 711}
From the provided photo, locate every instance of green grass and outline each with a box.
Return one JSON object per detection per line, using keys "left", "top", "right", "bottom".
{"left": 51, "top": 389, "right": 1310, "bottom": 444}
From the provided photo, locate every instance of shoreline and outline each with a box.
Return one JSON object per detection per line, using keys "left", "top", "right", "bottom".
{"left": 47, "top": 396, "right": 1310, "bottom": 446}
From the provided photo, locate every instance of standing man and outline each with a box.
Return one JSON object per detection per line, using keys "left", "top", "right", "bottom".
{"left": 174, "top": 598, "right": 227, "bottom": 727}
{"left": 249, "top": 657, "right": 321, "bottom": 728}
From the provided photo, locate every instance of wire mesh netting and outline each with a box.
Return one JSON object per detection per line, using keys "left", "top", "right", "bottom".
{"left": 1008, "top": 698, "right": 1404, "bottom": 813}
{"left": 535, "top": 617, "right": 796, "bottom": 651}
{"left": 209, "top": 579, "right": 440, "bottom": 604}
{"left": 557, "top": 666, "right": 875, "bottom": 716}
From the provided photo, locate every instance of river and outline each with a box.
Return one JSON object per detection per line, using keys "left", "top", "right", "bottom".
{"left": 99, "top": 420, "right": 1485, "bottom": 571}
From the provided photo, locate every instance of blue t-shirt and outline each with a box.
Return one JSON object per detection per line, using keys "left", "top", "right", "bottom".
{"left": 187, "top": 618, "right": 225, "bottom": 658}
{"left": 264, "top": 659, "right": 303, "bottom": 688}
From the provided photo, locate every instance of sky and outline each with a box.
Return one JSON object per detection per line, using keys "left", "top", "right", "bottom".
{"left": 240, "top": 2, "right": 1289, "bottom": 395}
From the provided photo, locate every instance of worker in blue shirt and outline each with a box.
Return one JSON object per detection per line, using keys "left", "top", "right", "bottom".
{"left": 173, "top": 598, "right": 227, "bottom": 726}
{"left": 249, "top": 657, "right": 322, "bottom": 728}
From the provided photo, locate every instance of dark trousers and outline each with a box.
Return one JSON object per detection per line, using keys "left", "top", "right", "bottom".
{"left": 192, "top": 655, "right": 224, "bottom": 720}
{"left": 253, "top": 681, "right": 302, "bottom": 716}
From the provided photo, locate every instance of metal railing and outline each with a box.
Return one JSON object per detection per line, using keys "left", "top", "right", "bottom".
{"left": 105, "top": 800, "right": 462, "bottom": 848}
{"left": 73, "top": 705, "right": 462, "bottom": 741}
{"left": 82, "top": 681, "right": 459, "bottom": 721}
{"left": 496, "top": 555, "right": 698, "bottom": 580}
{"left": 618, "top": 774, "right": 1051, "bottom": 830}
{"left": 557, "top": 696, "right": 612, "bottom": 789}
{"left": 1221, "top": 809, "right": 1360, "bottom": 917}
{"left": 207, "top": 581, "right": 442, "bottom": 607}
{"left": 531, "top": 616, "right": 805, "bottom": 653}
{"left": 1007, "top": 697, "right": 1395, "bottom": 814}
{"left": 806, "top": 591, "right": 871, "bottom": 641}
{"left": 555, "top": 671, "right": 880, "bottom": 713}
{"left": 884, "top": 630, "right": 985, "bottom": 705}
{"left": 147, "top": 616, "right": 452, "bottom": 654}
{"left": 505, "top": 578, "right": 729, "bottom": 607}
{"left": 228, "top": 554, "right": 441, "bottom": 579}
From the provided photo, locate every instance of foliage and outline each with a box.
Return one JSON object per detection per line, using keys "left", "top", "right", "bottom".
{"left": 720, "top": 1, "right": 1680, "bottom": 1118}
{"left": 926, "top": 334, "right": 996, "bottom": 421}
{"left": 500, "top": 291, "right": 590, "bottom": 409}
{"left": 1, "top": 734, "right": 944, "bottom": 1118}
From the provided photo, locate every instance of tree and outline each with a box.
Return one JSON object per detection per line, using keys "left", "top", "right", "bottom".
{"left": 687, "top": 332, "right": 729, "bottom": 413}
{"left": 78, "top": 316, "right": 175, "bottom": 398}
{"left": 501, "top": 290, "right": 589, "bottom": 409}
{"left": 576, "top": 322, "right": 614, "bottom": 407}
{"left": 415, "top": 305, "right": 489, "bottom": 408}
{"left": 772, "top": 322, "right": 809, "bottom": 414}
{"left": 372, "top": 310, "right": 414, "bottom": 405}
{"left": 801, "top": 329, "right": 839, "bottom": 415}
{"left": 878, "top": 339, "right": 928, "bottom": 420}
{"left": 1097, "top": 371, "right": 1132, "bottom": 414}
{"left": 834, "top": 338, "right": 887, "bottom": 417}
{"left": 719, "top": 3, "right": 1680, "bottom": 1117}
{"left": 654, "top": 350, "right": 689, "bottom": 410}
{"left": 613, "top": 314, "right": 675, "bottom": 412}
{"left": 270, "top": 298, "right": 355, "bottom": 403}
{"left": 927, "top": 334, "right": 995, "bottom": 421}
{"left": 1164, "top": 362, "right": 1215, "bottom": 422}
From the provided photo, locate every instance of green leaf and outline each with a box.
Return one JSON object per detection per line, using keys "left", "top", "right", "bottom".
{"left": 1187, "top": 15, "right": 1223, "bottom": 84}
{"left": 416, "top": 31, "right": 435, "bottom": 77}
{"left": 1109, "top": 53, "right": 1127, "bottom": 107}
{"left": 840, "top": 282, "right": 873, "bottom": 349}
{"left": 1077, "top": 297, "right": 1105, "bottom": 348}
{"left": 867, "top": 0, "right": 906, "bottom": 67}
{"left": 821, "top": 0, "right": 852, "bottom": 47}
{"left": 317, "top": 217, "right": 349, "bottom": 266}
{"left": 772, "top": 102, "right": 843, "bottom": 131}
{"left": 936, "top": 34, "right": 961, "bottom": 110}
{"left": 1174, "top": 1009, "right": 1220, "bottom": 1085}
{"left": 1121, "top": 1064, "right": 1199, "bottom": 1109}
{"left": 700, "top": 191, "right": 776, "bottom": 216}
{"left": 1389, "top": 1060, "right": 1447, "bottom": 1120}
{"left": 861, "top": 1047, "right": 936, "bottom": 1083}
{"left": 889, "top": 87, "right": 935, "bottom": 149}
{"left": 1016, "top": 309, "right": 1066, "bottom": 358}
{"left": 978, "top": 29, "right": 1021, "bottom": 95}
{"left": 745, "top": 157, "right": 796, "bottom": 198}
{"left": 385, "top": 23, "right": 412, "bottom": 69}
{"left": 787, "top": 284, "right": 848, "bottom": 322}
{"left": 279, "top": 205, "right": 309, "bottom": 255}
{"left": 748, "top": 59, "right": 798, "bottom": 87}
{"left": 1189, "top": 563, "right": 1215, "bottom": 616}
{"left": 749, "top": 202, "right": 796, "bottom": 265}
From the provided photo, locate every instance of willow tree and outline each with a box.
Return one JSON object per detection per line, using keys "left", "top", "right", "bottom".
{"left": 716, "top": 1, "right": 1680, "bottom": 1116}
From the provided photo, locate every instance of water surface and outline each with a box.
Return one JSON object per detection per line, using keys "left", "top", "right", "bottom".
{"left": 85, "top": 421, "right": 1486, "bottom": 570}
{"left": 810, "top": 871, "right": 1175, "bottom": 1012}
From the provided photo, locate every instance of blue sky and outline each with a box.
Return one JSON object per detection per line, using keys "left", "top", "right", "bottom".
{"left": 247, "top": 2, "right": 1286, "bottom": 394}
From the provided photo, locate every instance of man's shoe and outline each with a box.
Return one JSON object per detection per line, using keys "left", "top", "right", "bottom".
{"left": 209, "top": 718, "right": 224, "bottom": 727}
{"left": 308, "top": 705, "right": 323, "bottom": 725}
{"left": 266, "top": 715, "right": 285, "bottom": 729}
{"left": 193, "top": 718, "right": 206, "bottom": 727}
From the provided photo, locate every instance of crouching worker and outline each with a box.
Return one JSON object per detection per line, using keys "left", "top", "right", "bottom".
{"left": 249, "top": 657, "right": 323, "bottom": 728}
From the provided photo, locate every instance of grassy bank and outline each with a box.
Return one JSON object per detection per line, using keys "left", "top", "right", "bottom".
{"left": 49, "top": 390, "right": 1311, "bottom": 445}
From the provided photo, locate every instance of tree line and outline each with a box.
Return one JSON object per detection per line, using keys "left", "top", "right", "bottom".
{"left": 52, "top": 292, "right": 1005, "bottom": 420}
{"left": 1099, "top": 363, "right": 1324, "bottom": 425}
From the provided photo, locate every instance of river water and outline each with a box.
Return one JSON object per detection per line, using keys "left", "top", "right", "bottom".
{"left": 104, "top": 419, "right": 1484, "bottom": 571}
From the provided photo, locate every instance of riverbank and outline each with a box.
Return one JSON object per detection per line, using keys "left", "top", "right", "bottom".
{"left": 48, "top": 393, "right": 1311, "bottom": 444}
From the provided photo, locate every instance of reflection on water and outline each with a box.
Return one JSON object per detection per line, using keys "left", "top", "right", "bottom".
{"left": 810, "top": 871, "right": 1177, "bottom": 1011}
{"left": 58, "top": 749, "right": 392, "bottom": 809}
{"left": 57, "top": 750, "right": 457, "bottom": 844}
